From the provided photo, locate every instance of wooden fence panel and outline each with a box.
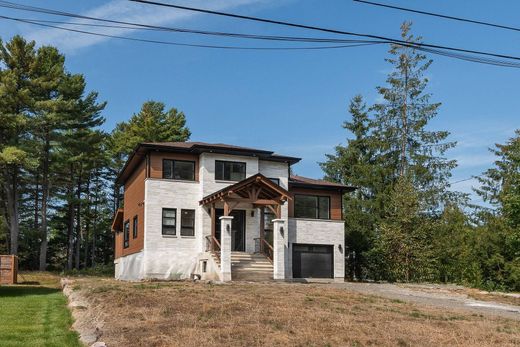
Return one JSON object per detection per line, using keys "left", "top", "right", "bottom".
{"left": 0, "top": 255, "right": 18, "bottom": 284}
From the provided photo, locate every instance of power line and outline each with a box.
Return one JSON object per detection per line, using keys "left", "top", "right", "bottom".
{"left": 2, "top": 1, "right": 520, "bottom": 67}
{"left": 129, "top": 0, "right": 520, "bottom": 62}
{"left": 353, "top": 0, "right": 520, "bottom": 33}
{"left": 0, "top": 15, "right": 379, "bottom": 51}
{"left": 0, "top": 0, "right": 385, "bottom": 45}
{"left": 449, "top": 175, "right": 483, "bottom": 186}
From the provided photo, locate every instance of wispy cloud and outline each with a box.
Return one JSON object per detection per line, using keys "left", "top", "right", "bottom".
{"left": 25, "top": 0, "right": 273, "bottom": 53}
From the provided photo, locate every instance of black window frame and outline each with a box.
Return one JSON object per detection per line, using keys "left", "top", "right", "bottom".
{"left": 132, "top": 215, "right": 138, "bottom": 239}
{"left": 123, "top": 220, "right": 130, "bottom": 248}
{"left": 162, "top": 208, "right": 177, "bottom": 236}
{"left": 215, "top": 160, "right": 246, "bottom": 181}
{"left": 268, "top": 177, "right": 280, "bottom": 185}
{"left": 294, "top": 194, "right": 331, "bottom": 220}
{"left": 162, "top": 159, "right": 196, "bottom": 181}
{"left": 180, "top": 209, "right": 196, "bottom": 237}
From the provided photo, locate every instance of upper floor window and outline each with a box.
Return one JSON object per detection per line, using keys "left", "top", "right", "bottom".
{"left": 215, "top": 160, "right": 246, "bottom": 181}
{"left": 123, "top": 220, "right": 130, "bottom": 248}
{"left": 181, "top": 209, "right": 195, "bottom": 236}
{"left": 132, "top": 215, "right": 138, "bottom": 239}
{"left": 162, "top": 208, "right": 177, "bottom": 235}
{"left": 294, "top": 194, "right": 330, "bottom": 220}
{"left": 163, "top": 159, "right": 195, "bottom": 181}
{"left": 268, "top": 178, "right": 280, "bottom": 185}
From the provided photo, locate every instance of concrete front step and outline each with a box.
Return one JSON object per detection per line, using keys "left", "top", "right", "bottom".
{"left": 231, "top": 252, "right": 273, "bottom": 282}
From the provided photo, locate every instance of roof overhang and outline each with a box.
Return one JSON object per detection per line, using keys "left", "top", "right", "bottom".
{"left": 200, "top": 173, "right": 292, "bottom": 206}
{"left": 111, "top": 208, "right": 124, "bottom": 233}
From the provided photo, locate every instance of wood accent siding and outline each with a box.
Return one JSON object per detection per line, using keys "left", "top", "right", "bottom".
{"left": 115, "top": 159, "right": 146, "bottom": 259}
{"left": 149, "top": 152, "right": 199, "bottom": 180}
{"left": 288, "top": 187, "right": 343, "bottom": 220}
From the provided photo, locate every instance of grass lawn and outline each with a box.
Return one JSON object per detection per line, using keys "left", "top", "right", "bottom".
{"left": 69, "top": 276, "right": 520, "bottom": 347}
{"left": 0, "top": 273, "right": 81, "bottom": 347}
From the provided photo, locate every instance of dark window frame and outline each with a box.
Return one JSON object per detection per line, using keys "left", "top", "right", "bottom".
{"left": 162, "top": 159, "right": 196, "bottom": 181}
{"left": 132, "top": 215, "right": 138, "bottom": 239}
{"left": 162, "top": 208, "right": 177, "bottom": 236}
{"left": 268, "top": 177, "right": 280, "bottom": 185}
{"left": 215, "top": 160, "right": 246, "bottom": 181}
{"left": 294, "top": 194, "right": 331, "bottom": 220}
{"left": 123, "top": 220, "right": 130, "bottom": 248}
{"left": 180, "top": 209, "right": 196, "bottom": 237}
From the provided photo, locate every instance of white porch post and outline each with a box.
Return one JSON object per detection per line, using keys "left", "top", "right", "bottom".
{"left": 272, "top": 218, "right": 287, "bottom": 280}
{"left": 219, "top": 216, "right": 233, "bottom": 282}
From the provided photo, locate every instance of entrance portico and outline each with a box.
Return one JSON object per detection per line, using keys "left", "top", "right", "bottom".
{"left": 199, "top": 173, "right": 291, "bottom": 281}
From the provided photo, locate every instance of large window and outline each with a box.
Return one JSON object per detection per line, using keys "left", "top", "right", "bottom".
{"left": 294, "top": 194, "right": 330, "bottom": 219}
{"left": 123, "top": 220, "right": 130, "bottom": 248}
{"left": 215, "top": 160, "right": 246, "bottom": 181}
{"left": 181, "top": 209, "right": 195, "bottom": 236}
{"left": 132, "top": 215, "right": 138, "bottom": 239}
{"left": 163, "top": 159, "right": 195, "bottom": 181}
{"left": 162, "top": 208, "right": 177, "bottom": 235}
{"left": 268, "top": 177, "right": 280, "bottom": 185}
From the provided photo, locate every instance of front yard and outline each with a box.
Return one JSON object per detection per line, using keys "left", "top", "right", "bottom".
{"left": 0, "top": 273, "right": 81, "bottom": 347}
{"left": 69, "top": 276, "right": 520, "bottom": 347}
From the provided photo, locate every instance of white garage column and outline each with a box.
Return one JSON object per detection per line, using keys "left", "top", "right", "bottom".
{"left": 273, "top": 219, "right": 287, "bottom": 280}
{"left": 219, "top": 216, "right": 233, "bottom": 282}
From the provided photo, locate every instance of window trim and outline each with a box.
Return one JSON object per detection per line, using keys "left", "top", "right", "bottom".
{"left": 180, "top": 209, "right": 196, "bottom": 237}
{"left": 132, "top": 215, "right": 138, "bottom": 239}
{"left": 215, "top": 160, "right": 246, "bottom": 181}
{"left": 162, "top": 159, "right": 196, "bottom": 181}
{"left": 162, "top": 208, "right": 177, "bottom": 236}
{"left": 294, "top": 194, "right": 331, "bottom": 220}
{"left": 123, "top": 220, "right": 130, "bottom": 248}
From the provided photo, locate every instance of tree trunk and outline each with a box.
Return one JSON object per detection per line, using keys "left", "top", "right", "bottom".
{"left": 74, "top": 167, "right": 82, "bottom": 270}
{"left": 5, "top": 167, "right": 20, "bottom": 256}
{"left": 67, "top": 165, "right": 75, "bottom": 270}
{"left": 34, "top": 171, "right": 39, "bottom": 231}
{"left": 39, "top": 134, "right": 50, "bottom": 271}
{"left": 83, "top": 176, "right": 91, "bottom": 268}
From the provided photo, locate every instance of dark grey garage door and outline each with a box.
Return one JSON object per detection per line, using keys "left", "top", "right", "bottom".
{"left": 292, "top": 244, "right": 333, "bottom": 278}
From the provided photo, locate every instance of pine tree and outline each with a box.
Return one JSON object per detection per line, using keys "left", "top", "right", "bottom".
{"left": 0, "top": 36, "right": 39, "bottom": 255}
{"left": 371, "top": 22, "right": 456, "bottom": 211}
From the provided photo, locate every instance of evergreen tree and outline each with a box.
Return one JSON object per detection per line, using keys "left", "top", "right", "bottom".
{"left": 371, "top": 22, "right": 456, "bottom": 211}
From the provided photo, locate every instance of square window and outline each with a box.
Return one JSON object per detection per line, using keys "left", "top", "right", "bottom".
{"left": 163, "top": 159, "right": 195, "bottom": 181}
{"left": 215, "top": 160, "right": 246, "bottom": 181}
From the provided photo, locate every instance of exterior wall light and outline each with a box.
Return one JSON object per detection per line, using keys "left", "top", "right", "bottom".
{"left": 226, "top": 224, "right": 230, "bottom": 233}
{"left": 280, "top": 226, "right": 284, "bottom": 237}
{"left": 338, "top": 244, "right": 343, "bottom": 253}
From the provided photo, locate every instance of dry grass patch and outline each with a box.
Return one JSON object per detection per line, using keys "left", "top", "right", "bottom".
{"left": 72, "top": 278, "right": 520, "bottom": 347}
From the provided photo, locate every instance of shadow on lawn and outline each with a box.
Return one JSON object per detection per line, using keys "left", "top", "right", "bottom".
{"left": 0, "top": 285, "right": 60, "bottom": 297}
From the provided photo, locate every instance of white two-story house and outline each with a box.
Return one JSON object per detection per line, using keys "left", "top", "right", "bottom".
{"left": 111, "top": 142, "right": 353, "bottom": 282}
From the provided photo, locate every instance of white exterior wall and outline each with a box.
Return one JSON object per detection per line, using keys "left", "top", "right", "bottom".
{"left": 288, "top": 218, "right": 345, "bottom": 280}
{"left": 143, "top": 178, "right": 202, "bottom": 279}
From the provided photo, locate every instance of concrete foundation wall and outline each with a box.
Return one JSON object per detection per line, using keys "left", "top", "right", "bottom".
{"left": 114, "top": 251, "right": 144, "bottom": 281}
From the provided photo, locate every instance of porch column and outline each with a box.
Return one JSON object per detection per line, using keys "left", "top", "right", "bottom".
{"left": 272, "top": 218, "right": 287, "bottom": 280}
{"left": 219, "top": 216, "right": 234, "bottom": 282}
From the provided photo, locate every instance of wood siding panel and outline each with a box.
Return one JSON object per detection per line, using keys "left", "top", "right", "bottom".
{"left": 150, "top": 152, "right": 199, "bottom": 180}
{"left": 288, "top": 187, "right": 343, "bottom": 220}
{"left": 117, "top": 159, "right": 146, "bottom": 259}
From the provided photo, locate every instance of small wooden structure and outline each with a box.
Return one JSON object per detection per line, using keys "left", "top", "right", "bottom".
{"left": 0, "top": 255, "right": 18, "bottom": 284}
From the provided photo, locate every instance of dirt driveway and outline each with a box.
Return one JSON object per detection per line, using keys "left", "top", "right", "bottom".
{"left": 320, "top": 281, "right": 520, "bottom": 320}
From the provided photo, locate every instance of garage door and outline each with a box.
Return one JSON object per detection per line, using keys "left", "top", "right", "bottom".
{"left": 292, "top": 244, "right": 333, "bottom": 278}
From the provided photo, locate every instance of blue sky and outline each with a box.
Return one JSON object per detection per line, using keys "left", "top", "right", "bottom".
{"left": 1, "top": 0, "right": 519, "bottom": 205}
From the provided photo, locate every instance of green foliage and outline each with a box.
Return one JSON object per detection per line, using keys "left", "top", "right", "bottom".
{"left": 109, "top": 100, "right": 191, "bottom": 172}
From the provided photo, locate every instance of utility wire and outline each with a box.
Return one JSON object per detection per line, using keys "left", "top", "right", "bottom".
{"left": 2, "top": 1, "right": 520, "bottom": 67}
{"left": 129, "top": 0, "right": 520, "bottom": 62}
{"left": 0, "top": 0, "right": 384, "bottom": 45}
{"left": 0, "top": 15, "right": 379, "bottom": 50}
{"left": 353, "top": 0, "right": 520, "bottom": 33}
{"left": 449, "top": 175, "right": 482, "bottom": 186}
